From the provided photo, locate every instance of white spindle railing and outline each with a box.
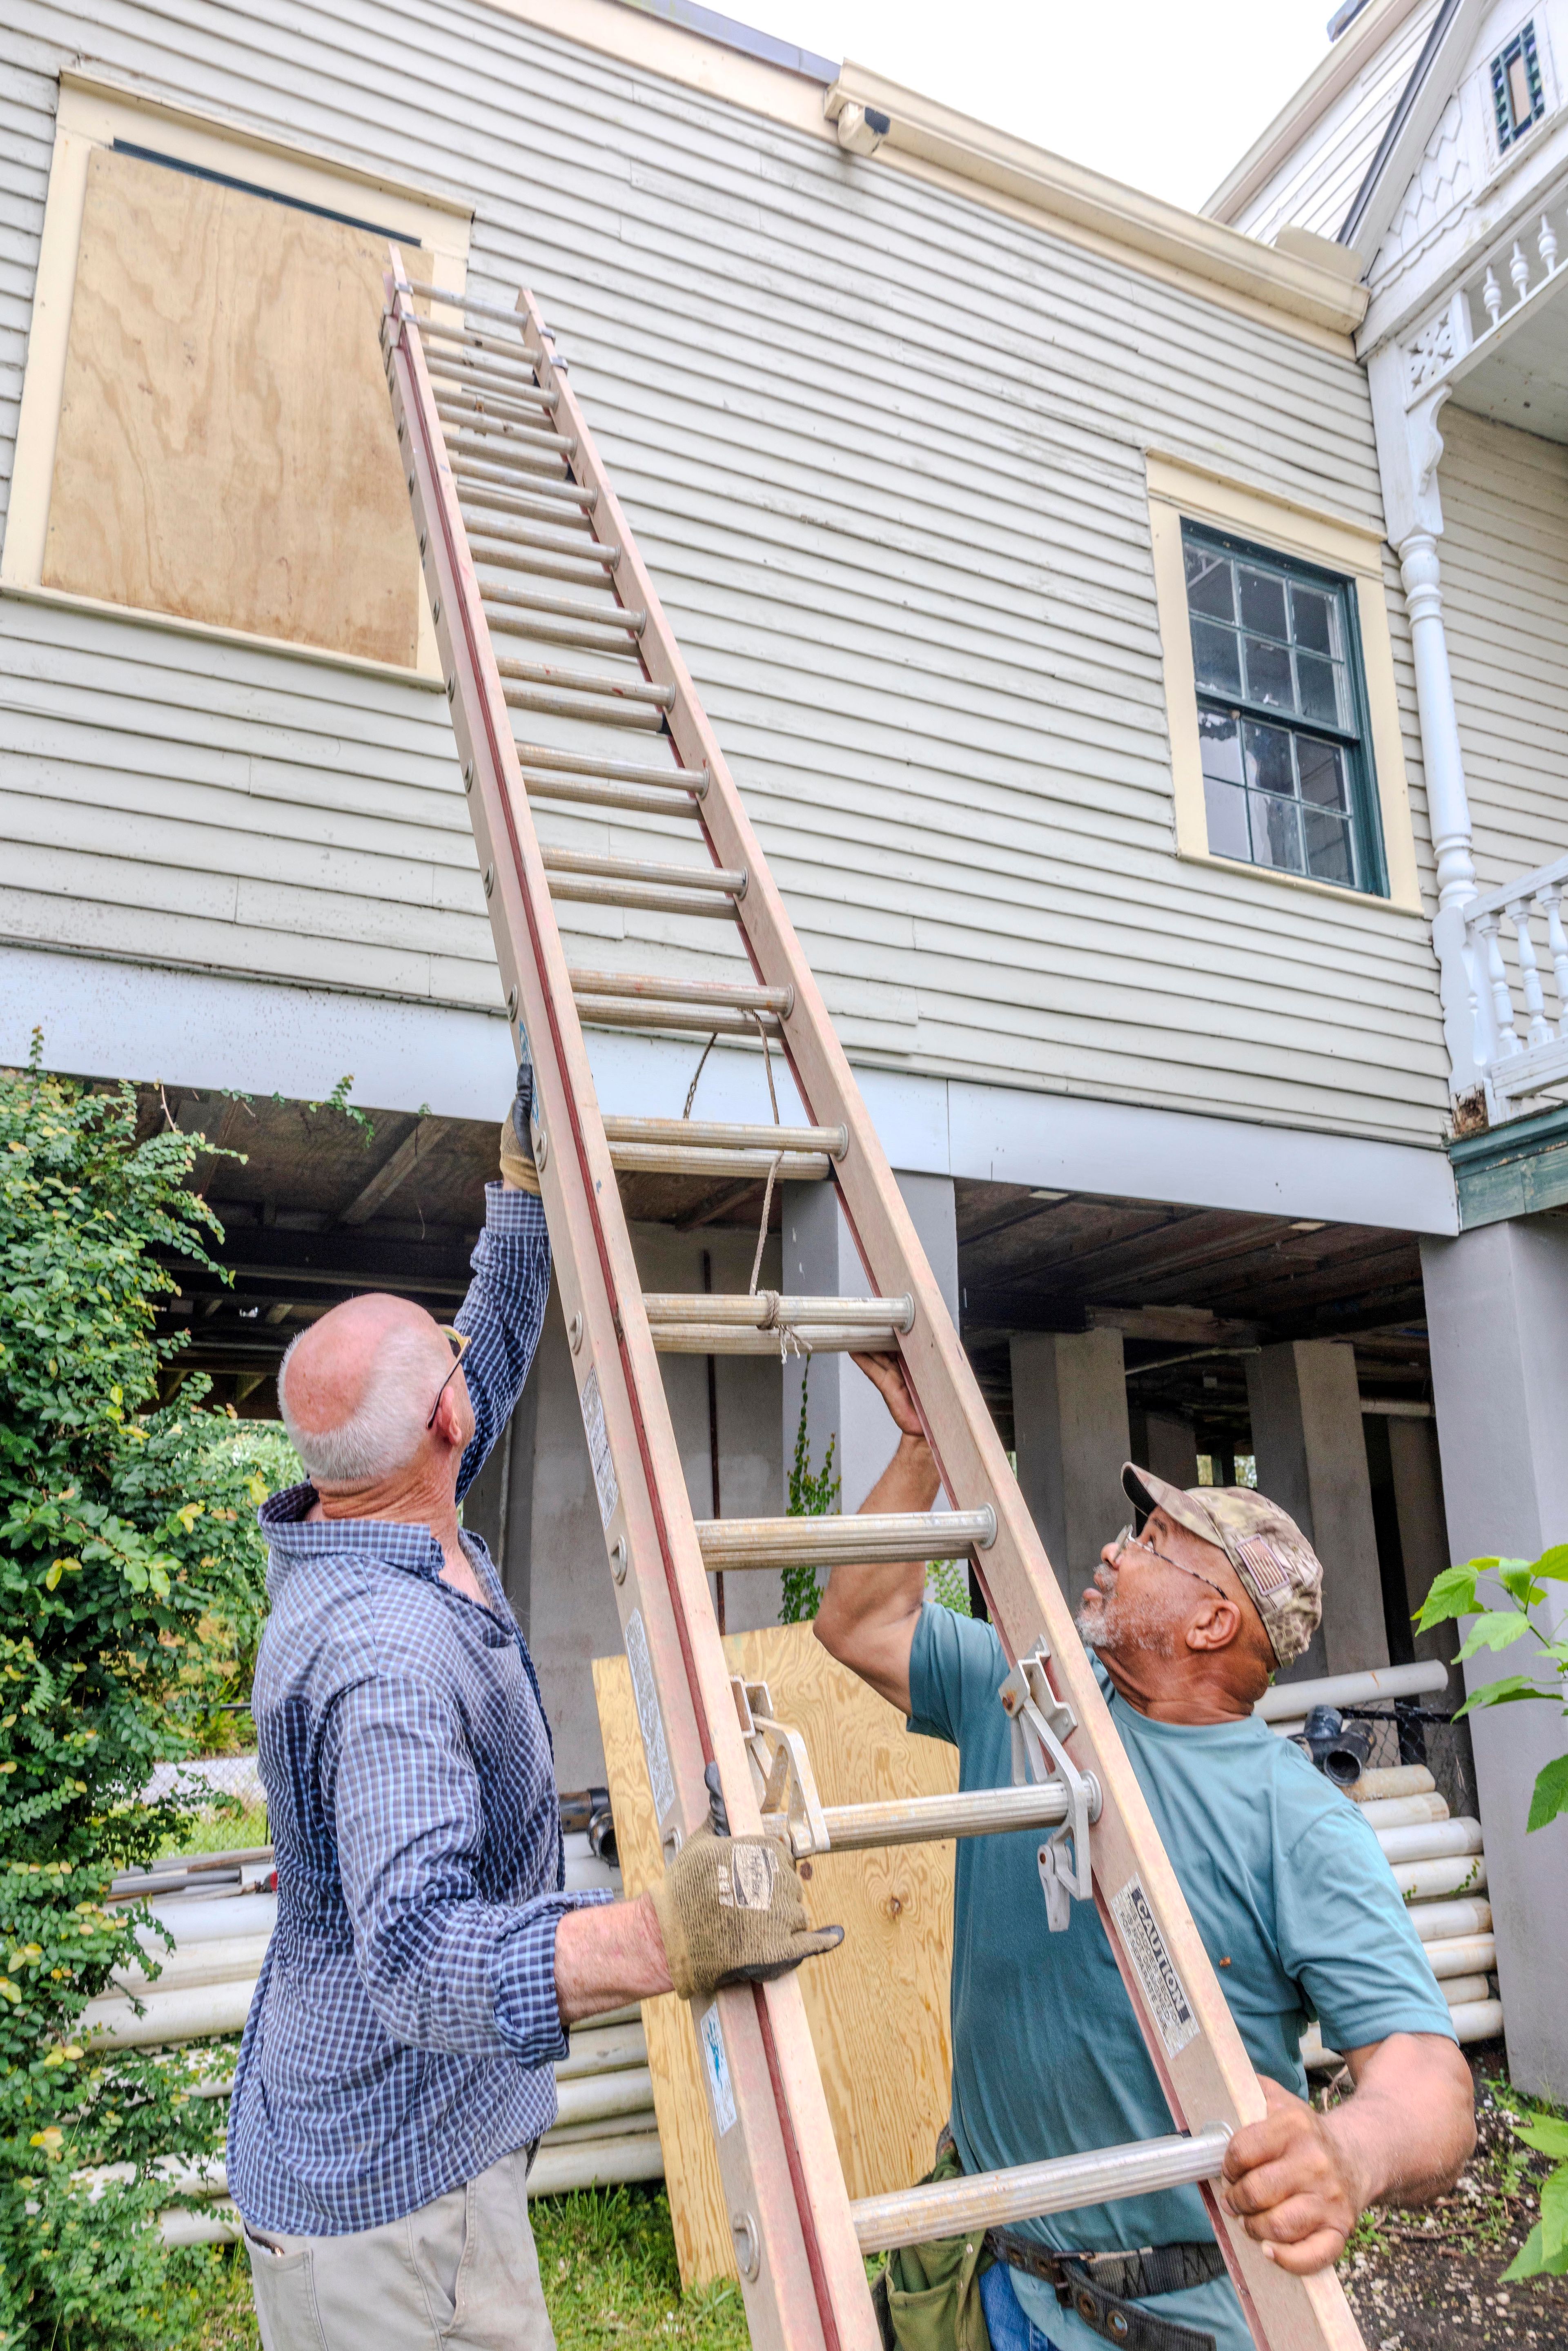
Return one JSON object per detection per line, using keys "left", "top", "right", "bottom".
{"left": 1433, "top": 854, "right": 1568, "bottom": 1122}
{"left": 1402, "top": 191, "right": 1568, "bottom": 406}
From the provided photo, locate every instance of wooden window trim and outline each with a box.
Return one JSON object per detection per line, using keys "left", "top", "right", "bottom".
{"left": 1146, "top": 452, "right": 1425, "bottom": 916}
{"left": 3, "top": 72, "right": 473, "bottom": 681}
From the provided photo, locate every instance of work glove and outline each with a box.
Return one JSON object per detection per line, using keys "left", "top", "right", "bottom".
{"left": 649, "top": 1826, "right": 844, "bottom": 2001}
{"left": 498, "top": 1061, "right": 540, "bottom": 1194}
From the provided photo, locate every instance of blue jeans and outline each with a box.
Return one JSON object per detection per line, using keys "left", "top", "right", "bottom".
{"left": 979, "top": 2262, "right": 1063, "bottom": 2351}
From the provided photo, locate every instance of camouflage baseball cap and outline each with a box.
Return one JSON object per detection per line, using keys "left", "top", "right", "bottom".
{"left": 1121, "top": 1464, "right": 1323, "bottom": 1669}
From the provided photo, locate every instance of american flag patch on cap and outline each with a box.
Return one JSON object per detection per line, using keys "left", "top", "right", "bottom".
{"left": 1236, "top": 1535, "right": 1292, "bottom": 1595}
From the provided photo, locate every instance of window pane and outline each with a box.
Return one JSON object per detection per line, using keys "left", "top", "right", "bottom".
{"left": 1296, "top": 736, "right": 1349, "bottom": 809}
{"left": 1198, "top": 709, "right": 1244, "bottom": 784}
{"left": 1204, "top": 775, "right": 1251, "bottom": 862}
{"left": 1296, "top": 652, "right": 1345, "bottom": 729}
{"left": 1243, "top": 634, "right": 1293, "bottom": 708}
{"left": 1238, "top": 566, "right": 1288, "bottom": 639}
{"left": 1303, "top": 807, "right": 1356, "bottom": 886}
{"left": 1290, "top": 583, "right": 1336, "bottom": 657}
{"left": 1249, "top": 789, "right": 1304, "bottom": 875}
{"left": 1243, "top": 719, "right": 1295, "bottom": 797}
{"left": 1192, "top": 620, "right": 1242, "bottom": 696}
{"left": 1185, "top": 546, "right": 1234, "bottom": 620}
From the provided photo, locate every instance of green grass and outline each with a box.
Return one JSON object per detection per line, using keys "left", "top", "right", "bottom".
{"left": 183, "top": 2189, "right": 752, "bottom": 2349}
{"left": 156, "top": 1804, "right": 270, "bottom": 1859}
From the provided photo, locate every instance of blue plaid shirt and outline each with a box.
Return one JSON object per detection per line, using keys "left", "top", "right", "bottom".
{"left": 228, "top": 1184, "right": 611, "bottom": 2235}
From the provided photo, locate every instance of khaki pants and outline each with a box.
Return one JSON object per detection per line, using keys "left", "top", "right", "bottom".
{"left": 242, "top": 2146, "right": 556, "bottom": 2351}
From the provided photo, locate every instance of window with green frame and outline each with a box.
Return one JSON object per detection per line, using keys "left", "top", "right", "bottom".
{"left": 1182, "top": 522, "right": 1387, "bottom": 896}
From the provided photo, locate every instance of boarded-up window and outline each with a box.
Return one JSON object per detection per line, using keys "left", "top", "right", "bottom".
{"left": 42, "top": 145, "right": 425, "bottom": 666}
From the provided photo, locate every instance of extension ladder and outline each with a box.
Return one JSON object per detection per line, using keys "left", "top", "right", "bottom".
{"left": 379, "top": 261, "right": 1365, "bottom": 2351}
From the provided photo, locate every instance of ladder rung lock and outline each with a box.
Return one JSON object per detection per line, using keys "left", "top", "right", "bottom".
{"left": 695, "top": 1509, "right": 998, "bottom": 1571}
{"left": 603, "top": 1114, "right": 840, "bottom": 1153}
{"left": 652, "top": 1323, "right": 898, "bottom": 1354}
{"left": 499, "top": 659, "right": 673, "bottom": 708}
{"left": 817, "top": 1784, "right": 1073, "bottom": 1853}
{"left": 518, "top": 745, "right": 703, "bottom": 790}
{"left": 850, "top": 2126, "right": 1234, "bottom": 2256}
{"left": 644, "top": 1293, "right": 912, "bottom": 1329}
{"left": 574, "top": 997, "right": 780, "bottom": 1036}
{"left": 542, "top": 851, "right": 741, "bottom": 894}
{"left": 606, "top": 1143, "right": 831, "bottom": 1180}
{"left": 568, "top": 969, "right": 789, "bottom": 1013}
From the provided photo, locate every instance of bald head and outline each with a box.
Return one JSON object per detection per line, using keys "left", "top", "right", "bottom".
{"left": 279, "top": 1294, "right": 454, "bottom": 1486}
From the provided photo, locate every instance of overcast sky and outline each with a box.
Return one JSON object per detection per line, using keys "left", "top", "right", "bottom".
{"left": 733, "top": 0, "right": 1339, "bottom": 214}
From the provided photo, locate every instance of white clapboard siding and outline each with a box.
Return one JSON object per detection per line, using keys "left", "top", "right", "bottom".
{"left": 1224, "top": 1, "right": 1442, "bottom": 247}
{"left": 1431, "top": 405, "right": 1568, "bottom": 894}
{"left": 0, "top": 0, "right": 1452, "bottom": 1141}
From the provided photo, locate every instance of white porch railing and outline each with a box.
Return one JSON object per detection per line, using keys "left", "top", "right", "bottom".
{"left": 1401, "top": 187, "right": 1568, "bottom": 407}
{"left": 1433, "top": 855, "right": 1568, "bottom": 1123}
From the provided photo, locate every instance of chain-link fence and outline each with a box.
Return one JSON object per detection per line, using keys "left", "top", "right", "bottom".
{"left": 1341, "top": 1703, "right": 1479, "bottom": 1823}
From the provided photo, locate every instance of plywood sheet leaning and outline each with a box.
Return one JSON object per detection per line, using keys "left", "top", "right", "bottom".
{"left": 44, "top": 146, "right": 423, "bottom": 664}
{"left": 594, "top": 1622, "right": 960, "bottom": 2286}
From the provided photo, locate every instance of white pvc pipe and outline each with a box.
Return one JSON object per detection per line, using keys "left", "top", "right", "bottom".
{"left": 1391, "top": 1855, "right": 1487, "bottom": 1903}
{"left": 1356, "top": 1793, "right": 1449, "bottom": 1830}
{"left": 1375, "top": 1818, "right": 1482, "bottom": 1865}
{"left": 115, "top": 1936, "right": 272, "bottom": 1999}
{"left": 527, "top": 2132, "right": 666, "bottom": 2197}
{"left": 1409, "top": 1897, "right": 1491, "bottom": 1942}
{"left": 1350, "top": 1765, "right": 1436, "bottom": 1803}
{"left": 160, "top": 2204, "right": 241, "bottom": 2248}
{"left": 552, "top": 2068, "right": 655, "bottom": 2130}
{"left": 1441, "top": 1974, "right": 1492, "bottom": 2009}
{"left": 1303, "top": 1994, "right": 1502, "bottom": 2070}
{"left": 1255, "top": 1662, "right": 1449, "bottom": 1721}
{"left": 81, "top": 1978, "right": 257, "bottom": 2048}
{"left": 556, "top": 2024, "right": 648, "bottom": 2081}
{"left": 1424, "top": 1934, "right": 1496, "bottom": 1979}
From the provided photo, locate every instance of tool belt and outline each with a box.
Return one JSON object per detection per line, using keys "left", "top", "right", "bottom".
{"left": 984, "top": 2229, "right": 1225, "bottom": 2351}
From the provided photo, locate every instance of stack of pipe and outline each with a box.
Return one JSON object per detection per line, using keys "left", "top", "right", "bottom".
{"left": 1254, "top": 1664, "right": 1503, "bottom": 2064}
{"left": 76, "top": 1829, "right": 663, "bottom": 2244}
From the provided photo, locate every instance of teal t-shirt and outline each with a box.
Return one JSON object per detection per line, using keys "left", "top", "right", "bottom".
{"left": 908, "top": 1604, "right": 1456, "bottom": 2351}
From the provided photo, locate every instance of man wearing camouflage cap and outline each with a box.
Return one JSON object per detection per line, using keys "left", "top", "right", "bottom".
{"left": 817, "top": 1357, "right": 1475, "bottom": 2351}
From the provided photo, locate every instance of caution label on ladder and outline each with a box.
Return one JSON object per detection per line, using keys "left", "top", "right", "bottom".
{"left": 1111, "top": 1877, "right": 1199, "bottom": 2057}
{"left": 624, "top": 1610, "right": 675, "bottom": 1823}
{"left": 579, "top": 1366, "right": 619, "bottom": 1528}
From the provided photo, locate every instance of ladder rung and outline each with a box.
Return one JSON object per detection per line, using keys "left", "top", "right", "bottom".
{"left": 484, "top": 584, "right": 643, "bottom": 634}
{"left": 605, "top": 1114, "right": 840, "bottom": 1153}
{"left": 445, "top": 428, "right": 571, "bottom": 480}
{"left": 472, "top": 522, "right": 619, "bottom": 571}
{"left": 507, "top": 688, "right": 664, "bottom": 730}
{"left": 568, "top": 969, "right": 788, "bottom": 1012}
{"left": 644, "top": 1294, "right": 911, "bottom": 1328}
{"left": 651, "top": 1322, "right": 898, "bottom": 1353}
{"left": 608, "top": 1143, "right": 831, "bottom": 1180}
{"left": 575, "top": 996, "right": 778, "bottom": 1035}
{"left": 525, "top": 779, "right": 704, "bottom": 818}
{"left": 850, "top": 2127, "right": 1233, "bottom": 2255}
{"left": 456, "top": 466, "right": 592, "bottom": 515}
{"left": 435, "top": 392, "right": 576, "bottom": 449}
{"left": 695, "top": 1509, "right": 996, "bottom": 1571}
{"left": 439, "top": 406, "right": 576, "bottom": 455}
{"left": 462, "top": 488, "right": 597, "bottom": 534}
{"left": 520, "top": 745, "right": 704, "bottom": 790}
{"left": 417, "top": 315, "right": 548, "bottom": 369}
{"left": 423, "top": 349, "right": 557, "bottom": 408}
{"left": 499, "top": 657, "right": 673, "bottom": 708}
{"left": 817, "top": 1783, "right": 1072, "bottom": 1854}
{"left": 492, "top": 615, "right": 650, "bottom": 661}
{"left": 545, "top": 856, "right": 743, "bottom": 898}
{"left": 397, "top": 274, "right": 540, "bottom": 328}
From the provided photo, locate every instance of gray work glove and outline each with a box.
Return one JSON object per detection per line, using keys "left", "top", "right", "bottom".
{"left": 498, "top": 1061, "right": 540, "bottom": 1194}
{"left": 649, "top": 1826, "right": 843, "bottom": 2000}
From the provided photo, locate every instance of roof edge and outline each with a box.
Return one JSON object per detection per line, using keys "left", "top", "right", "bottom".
{"left": 1202, "top": 0, "right": 1428, "bottom": 227}
{"left": 827, "top": 64, "right": 1369, "bottom": 336}
{"left": 610, "top": 0, "right": 836, "bottom": 83}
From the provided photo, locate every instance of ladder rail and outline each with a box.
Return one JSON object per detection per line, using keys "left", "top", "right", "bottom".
{"left": 502, "top": 277, "right": 1365, "bottom": 2351}
{"left": 385, "top": 262, "right": 1367, "bottom": 2351}
{"left": 383, "top": 264, "right": 863, "bottom": 2351}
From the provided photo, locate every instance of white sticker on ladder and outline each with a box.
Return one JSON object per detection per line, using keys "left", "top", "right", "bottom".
{"left": 624, "top": 1609, "right": 675, "bottom": 1823}
{"left": 1110, "top": 1876, "right": 1199, "bottom": 2058}
{"left": 578, "top": 1364, "right": 619, "bottom": 1528}
{"left": 699, "top": 2000, "right": 737, "bottom": 2136}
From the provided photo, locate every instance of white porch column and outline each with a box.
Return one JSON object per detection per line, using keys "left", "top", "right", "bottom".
{"left": 1367, "top": 348, "right": 1478, "bottom": 912}
{"left": 1421, "top": 1220, "right": 1568, "bottom": 2097}
{"left": 1245, "top": 1339, "right": 1388, "bottom": 1681}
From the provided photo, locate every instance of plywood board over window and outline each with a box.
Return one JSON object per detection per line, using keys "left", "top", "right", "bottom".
{"left": 41, "top": 146, "right": 426, "bottom": 667}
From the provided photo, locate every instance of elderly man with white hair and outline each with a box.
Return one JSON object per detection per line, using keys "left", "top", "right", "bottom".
{"left": 229, "top": 1074, "right": 838, "bottom": 2351}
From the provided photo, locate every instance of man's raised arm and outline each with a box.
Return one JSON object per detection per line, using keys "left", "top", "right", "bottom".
{"left": 813, "top": 1354, "right": 940, "bottom": 1716}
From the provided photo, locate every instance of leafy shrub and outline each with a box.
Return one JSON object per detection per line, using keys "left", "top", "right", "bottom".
{"left": 779, "top": 1368, "right": 839, "bottom": 1625}
{"left": 0, "top": 1041, "right": 272, "bottom": 2347}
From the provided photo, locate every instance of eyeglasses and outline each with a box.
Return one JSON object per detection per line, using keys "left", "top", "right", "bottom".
{"left": 426, "top": 1326, "right": 472, "bottom": 1431}
{"left": 1111, "top": 1524, "right": 1231, "bottom": 1602}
